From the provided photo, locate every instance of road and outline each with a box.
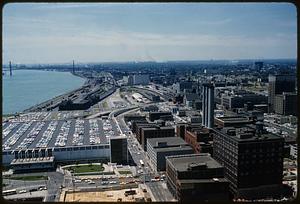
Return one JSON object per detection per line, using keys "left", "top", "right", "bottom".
{"left": 113, "top": 107, "right": 175, "bottom": 201}
{"left": 3, "top": 171, "right": 64, "bottom": 202}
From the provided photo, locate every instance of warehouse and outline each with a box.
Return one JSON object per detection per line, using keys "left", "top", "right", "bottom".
{"left": 2, "top": 118, "right": 121, "bottom": 171}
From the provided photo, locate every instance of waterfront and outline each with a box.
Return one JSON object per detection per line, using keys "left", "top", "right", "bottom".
{"left": 2, "top": 69, "right": 85, "bottom": 115}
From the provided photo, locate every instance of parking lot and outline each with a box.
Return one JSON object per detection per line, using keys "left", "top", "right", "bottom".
{"left": 2, "top": 118, "right": 122, "bottom": 151}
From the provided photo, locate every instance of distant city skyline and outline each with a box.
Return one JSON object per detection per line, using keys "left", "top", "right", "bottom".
{"left": 3, "top": 3, "right": 297, "bottom": 64}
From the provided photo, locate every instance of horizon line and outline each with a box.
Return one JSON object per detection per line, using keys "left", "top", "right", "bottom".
{"left": 4, "top": 58, "right": 297, "bottom": 66}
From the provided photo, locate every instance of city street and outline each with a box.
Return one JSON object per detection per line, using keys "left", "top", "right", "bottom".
{"left": 114, "top": 112, "right": 175, "bottom": 201}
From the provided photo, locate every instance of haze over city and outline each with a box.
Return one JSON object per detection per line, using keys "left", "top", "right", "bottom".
{"left": 3, "top": 3, "right": 297, "bottom": 64}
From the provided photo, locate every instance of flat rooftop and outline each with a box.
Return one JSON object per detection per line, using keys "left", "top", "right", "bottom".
{"left": 166, "top": 153, "right": 223, "bottom": 172}
{"left": 216, "top": 116, "right": 251, "bottom": 122}
{"left": 217, "top": 126, "right": 283, "bottom": 142}
{"left": 2, "top": 118, "right": 120, "bottom": 152}
{"left": 179, "top": 177, "right": 228, "bottom": 184}
{"left": 147, "top": 137, "right": 188, "bottom": 147}
{"left": 142, "top": 126, "right": 174, "bottom": 131}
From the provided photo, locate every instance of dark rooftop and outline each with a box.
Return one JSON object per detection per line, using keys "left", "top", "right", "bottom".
{"left": 216, "top": 125, "right": 283, "bottom": 142}
{"left": 166, "top": 153, "right": 223, "bottom": 172}
{"left": 147, "top": 137, "right": 187, "bottom": 147}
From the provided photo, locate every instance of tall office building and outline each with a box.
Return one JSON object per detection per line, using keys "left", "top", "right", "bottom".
{"left": 268, "top": 74, "right": 296, "bottom": 113}
{"left": 110, "top": 136, "right": 128, "bottom": 164}
{"left": 274, "top": 92, "right": 297, "bottom": 116}
{"left": 213, "top": 125, "right": 284, "bottom": 199}
{"left": 202, "top": 83, "right": 214, "bottom": 128}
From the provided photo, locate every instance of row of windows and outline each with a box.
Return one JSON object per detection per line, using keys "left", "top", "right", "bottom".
{"left": 3, "top": 145, "right": 110, "bottom": 155}
{"left": 54, "top": 145, "right": 109, "bottom": 152}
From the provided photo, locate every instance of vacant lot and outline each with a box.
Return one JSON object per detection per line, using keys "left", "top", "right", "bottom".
{"left": 64, "top": 188, "right": 144, "bottom": 202}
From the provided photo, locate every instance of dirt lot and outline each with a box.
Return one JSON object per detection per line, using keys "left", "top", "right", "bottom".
{"left": 64, "top": 188, "right": 146, "bottom": 202}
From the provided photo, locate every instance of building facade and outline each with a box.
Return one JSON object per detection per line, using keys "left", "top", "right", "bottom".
{"left": 212, "top": 125, "right": 284, "bottom": 199}
{"left": 268, "top": 74, "right": 296, "bottom": 113}
{"left": 202, "top": 83, "right": 215, "bottom": 128}
{"left": 166, "top": 153, "right": 229, "bottom": 202}
{"left": 184, "top": 125, "right": 213, "bottom": 154}
{"left": 146, "top": 137, "right": 193, "bottom": 172}
{"left": 110, "top": 136, "right": 128, "bottom": 165}
{"left": 274, "top": 92, "right": 297, "bottom": 116}
{"left": 141, "top": 126, "right": 175, "bottom": 151}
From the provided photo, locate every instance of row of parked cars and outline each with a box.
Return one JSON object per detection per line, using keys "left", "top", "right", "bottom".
{"left": 55, "top": 120, "right": 72, "bottom": 147}
{"left": 18, "top": 185, "right": 47, "bottom": 194}
{"left": 56, "top": 111, "right": 81, "bottom": 120}
{"left": 11, "top": 112, "right": 51, "bottom": 122}
{"left": 3, "top": 122, "right": 33, "bottom": 150}
{"left": 103, "top": 119, "right": 114, "bottom": 139}
{"left": 72, "top": 119, "right": 85, "bottom": 146}
{"left": 2, "top": 122, "right": 20, "bottom": 139}
{"left": 73, "top": 178, "right": 117, "bottom": 185}
{"left": 36, "top": 121, "right": 58, "bottom": 148}
{"left": 17, "top": 121, "right": 46, "bottom": 150}
{"left": 89, "top": 119, "right": 101, "bottom": 145}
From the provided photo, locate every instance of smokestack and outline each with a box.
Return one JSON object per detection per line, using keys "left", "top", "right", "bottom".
{"left": 9, "top": 61, "right": 12, "bottom": 76}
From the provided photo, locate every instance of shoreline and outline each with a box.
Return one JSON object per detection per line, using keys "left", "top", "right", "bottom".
{"left": 3, "top": 69, "right": 88, "bottom": 115}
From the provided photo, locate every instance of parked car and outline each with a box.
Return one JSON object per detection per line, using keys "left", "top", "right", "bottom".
{"left": 18, "top": 189, "right": 27, "bottom": 194}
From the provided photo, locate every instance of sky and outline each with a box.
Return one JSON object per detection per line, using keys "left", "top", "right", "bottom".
{"left": 2, "top": 3, "right": 297, "bottom": 64}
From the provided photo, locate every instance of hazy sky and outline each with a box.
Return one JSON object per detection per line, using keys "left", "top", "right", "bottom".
{"left": 3, "top": 3, "right": 297, "bottom": 64}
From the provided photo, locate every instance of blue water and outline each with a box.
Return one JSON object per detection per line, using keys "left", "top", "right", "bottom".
{"left": 2, "top": 69, "right": 85, "bottom": 115}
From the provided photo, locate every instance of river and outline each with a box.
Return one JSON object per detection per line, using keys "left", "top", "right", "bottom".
{"left": 2, "top": 69, "right": 85, "bottom": 115}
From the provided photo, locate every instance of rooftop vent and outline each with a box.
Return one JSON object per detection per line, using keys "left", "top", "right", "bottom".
{"left": 187, "top": 162, "right": 207, "bottom": 171}
{"left": 237, "top": 133, "right": 253, "bottom": 139}
{"left": 157, "top": 142, "right": 167, "bottom": 147}
{"left": 213, "top": 178, "right": 219, "bottom": 182}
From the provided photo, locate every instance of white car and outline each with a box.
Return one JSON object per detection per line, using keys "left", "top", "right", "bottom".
{"left": 19, "top": 189, "right": 27, "bottom": 194}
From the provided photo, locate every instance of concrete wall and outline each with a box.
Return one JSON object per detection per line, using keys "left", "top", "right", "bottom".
{"left": 2, "top": 145, "right": 110, "bottom": 166}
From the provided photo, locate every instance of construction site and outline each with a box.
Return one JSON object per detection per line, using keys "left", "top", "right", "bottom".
{"left": 60, "top": 185, "right": 152, "bottom": 202}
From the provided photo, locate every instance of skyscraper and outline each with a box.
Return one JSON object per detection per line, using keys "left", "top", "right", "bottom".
{"left": 268, "top": 74, "right": 296, "bottom": 113}
{"left": 202, "top": 83, "right": 215, "bottom": 128}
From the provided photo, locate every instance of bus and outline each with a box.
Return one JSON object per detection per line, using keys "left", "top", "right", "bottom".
{"left": 2, "top": 189, "right": 17, "bottom": 196}
{"left": 124, "top": 190, "right": 136, "bottom": 196}
{"left": 139, "top": 160, "right": 144, "bottom": 167}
